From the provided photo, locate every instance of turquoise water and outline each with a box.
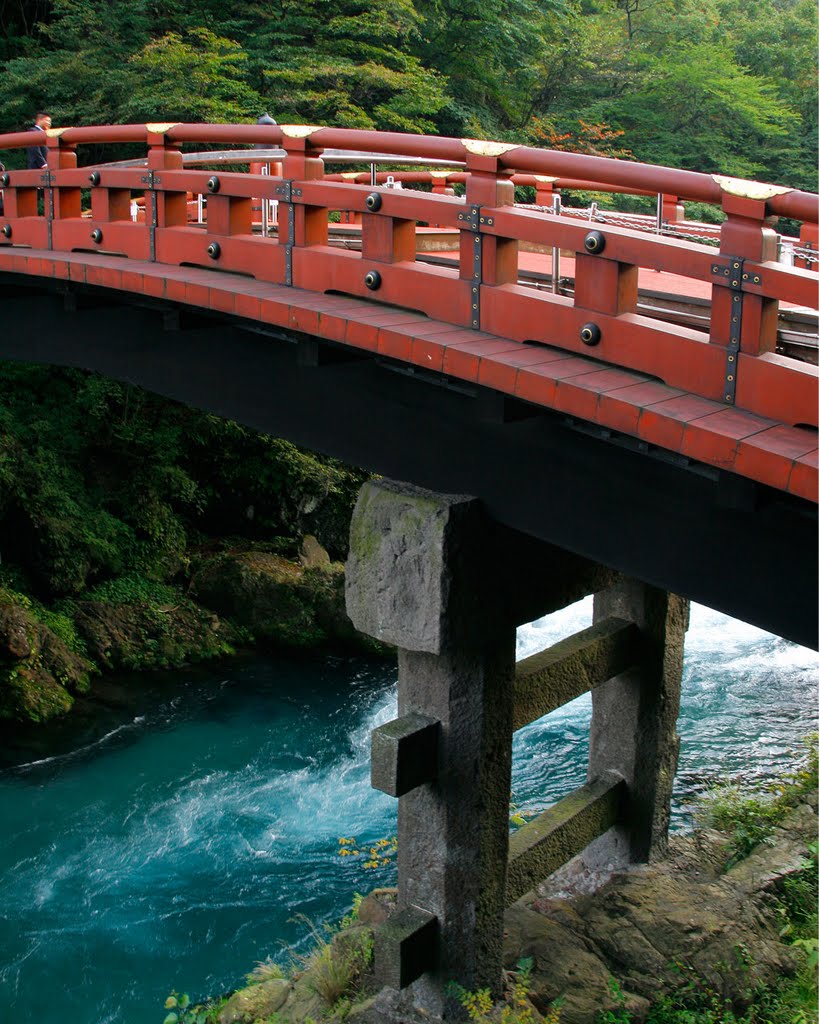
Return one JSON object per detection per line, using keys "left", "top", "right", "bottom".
{"left": 0, "top": 602, "right": 816, "bottom": 1024}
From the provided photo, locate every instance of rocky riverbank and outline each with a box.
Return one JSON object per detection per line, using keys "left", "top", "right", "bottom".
{"left": 203, "top": 781, "right": 817, "bottom": 1024}
{"left": 0, "top": 534, "right": 375, "bottom": 725}
{"left": 0, "top": 361, "right": 376, "bottom": 728}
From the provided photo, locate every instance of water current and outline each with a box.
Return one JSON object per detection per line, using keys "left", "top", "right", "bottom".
{"left": 0, "top": 601, "right": 816, "bottom": 1024}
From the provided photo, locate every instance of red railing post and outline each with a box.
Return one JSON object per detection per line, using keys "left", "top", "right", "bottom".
{"left": 146, "top": 124, "right": 187, "bottom": 229}
{"left": 206, "top": 192, "right": 252, "bottom": 238}
{"left": 711, "top": 185, "right": 780, "bottom": 357}
{"left": 534, "top": 176, "right": 557, "bottom": 209}
{"left": 661, "top": 194, "right": 683, "bottom": 227}
{"left": 46, "top": 131, "right": 81, "bottom": 222}
{"left": 462, "top": 143, "right": 518, "bottom": 289}
{"left": 279, "top": 126, "right": 327, "bottom": 250}
{"left": 796, "top": 221, "right": 818, "bottom": 271}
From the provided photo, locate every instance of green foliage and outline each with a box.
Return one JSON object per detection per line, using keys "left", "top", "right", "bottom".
{"left": 697, "top": 735, "right": 819, "bottom": 867}
{"left": 0, "top": 363, "right": 367, "bottom": 719}
{"left": 597, "top": 976, "right": 631, "bottom": 1024}
{"left": 2, "top": 0, "right": 813, "bottom": 186}
{"left": 291, "top": 914, "right": 374, "bottom": 1009}
{"left": 448, "top": 958, "right": 560, "bottom": 1023}
{"left": 245, "top": 957, "right": 285, "bottom": 985}
{"left": 163, "top": 991, "right": 219, "bottom": 1024}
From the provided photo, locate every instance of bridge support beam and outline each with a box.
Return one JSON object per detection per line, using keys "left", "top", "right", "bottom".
{"left": 346, "top": 480, "right": 518, "bottom": 1015}
{"left": 346, "top": 479, "right": 630, "bottom": 1017}
{"left": 587, "top": 581, "right": 689, "bottom": 864}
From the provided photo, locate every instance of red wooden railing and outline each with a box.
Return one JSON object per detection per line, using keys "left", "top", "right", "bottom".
{"left": 0, "top": 123, "right": 817, "bottom": 437}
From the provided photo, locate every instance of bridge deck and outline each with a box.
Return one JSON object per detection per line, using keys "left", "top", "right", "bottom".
{"left": 2, "top": 246, "right": 815, "bottom": 500}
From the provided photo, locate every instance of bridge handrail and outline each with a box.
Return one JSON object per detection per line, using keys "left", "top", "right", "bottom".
{"left": 0, "top": 122, "right": 816, "bottom": 221}
{"left": 0, "top": 122, "right": 817, "bottom": 437}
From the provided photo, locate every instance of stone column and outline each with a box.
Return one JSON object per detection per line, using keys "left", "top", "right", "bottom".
{"left": 587, "top": 580, "right": 689, "bottom": 865}
{"left": 346, "top": 480, "right": 517, "bottom": 1016}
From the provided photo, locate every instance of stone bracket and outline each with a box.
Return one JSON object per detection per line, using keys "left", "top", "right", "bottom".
{"left": 375, "top": 905, "right": 438, "bottom": 990}
{"left": 371, "top": 712, "right": 440, "bottom": 797}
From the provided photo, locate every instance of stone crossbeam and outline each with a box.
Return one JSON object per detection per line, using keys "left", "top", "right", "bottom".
{"left": 513, "top": 616, "right": 640, "bottom": 730}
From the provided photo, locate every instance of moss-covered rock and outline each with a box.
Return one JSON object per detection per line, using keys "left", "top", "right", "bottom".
{"left": 0, "top": 588, "right": 94, "bottom": 722}
{"left": 71, "top": 594, "right": 236, "bottom": 672}
{"left": 218, "top": 978, "right": 291, "bottom": 1023}
{"left": 190, "top": 543, "right": 364, "bottom": 650}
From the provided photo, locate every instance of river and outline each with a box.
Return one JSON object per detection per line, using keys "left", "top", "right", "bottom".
{"left": 0, "top": 600, "right": 816, "bottom": 1024}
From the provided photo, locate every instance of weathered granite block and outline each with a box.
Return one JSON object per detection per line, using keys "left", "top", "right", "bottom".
{"left": 345, "top": 479, "right": 477, "bottom": 654}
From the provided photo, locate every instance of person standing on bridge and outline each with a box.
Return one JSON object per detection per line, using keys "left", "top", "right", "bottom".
{"left": 26, "top": 112, "right": 51, "bottom": 170}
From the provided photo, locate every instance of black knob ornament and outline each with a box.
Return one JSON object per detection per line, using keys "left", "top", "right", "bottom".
{"left": 88, "top": 171, "right": 101, "bottom": 186}
{"left": 91, "top": 228, "right": 103, "bottom": 244}
{"left": 0, "top": 173, "right": 10, "bottom": 187}
{"left": 206, "top": 176, "right": 220, "bottom": 193}
{"left": 580, "top": 322, "right": 601, "bottom": 346}
{"left": 365, "top": 192, "right": 382, "bottom": 212}
{"left": 583, "top": 230, "right": 606, "bottom": 254}
{"left": 2, "top": 225, "right": 11, "bottom": 239}
{"left": 207, "top": 241, "right": 221, "bottom": 260}
{"left": 364, "top": 270, "right": 382, "bottom": 290}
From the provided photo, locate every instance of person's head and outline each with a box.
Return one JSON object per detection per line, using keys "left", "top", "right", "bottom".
{"left": 35, "top": 112, "right": 51, "bottom": 130}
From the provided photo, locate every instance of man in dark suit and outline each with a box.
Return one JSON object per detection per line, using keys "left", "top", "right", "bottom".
{"left": 26, "top": 112, "right": 51, "bottom": 170}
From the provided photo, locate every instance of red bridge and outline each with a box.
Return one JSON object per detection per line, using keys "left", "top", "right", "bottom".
{"left": 1, "top": 122, "right": 818, "bottom": 1014}
{"left": 0, "top": 122, "right": 817, "bottom": 647}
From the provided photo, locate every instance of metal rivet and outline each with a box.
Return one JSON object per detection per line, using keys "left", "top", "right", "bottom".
{"left": 732, "top": 316, "right": 738, "bottom": 323}
{"left": 91, "top": 228, "right": 103, "bottom": 243}
{"left": 753, "top": 276, "right": 760, "bottom": 283}
{"left": 472, "top": 303, "right": 478, "bottom": 309}
{"left": 487, "top": 218, "right": 493, "bottom": 225}
{"left": 727, "top": 374, "right": 734, "bottom": 382}
{"left": 583, "top": 230, "right": 605, "bottom": 254}
{"left": 474, "top": 236, "right": 480, "bottom": 244}
{"left": 733, "top": 295, "right": 740, "bottom": 302}
{"left": 733, "top": 262, "right": 740, "bottom": 269}
{"left": 712, "top": 266, "right": 719, "bottom": 274}
{"left": 206, "top": 176, "right": 220, "bottom": 193}
{"left": 1, "top": 225, "right": 11, "bottom": 238}
{"left": 580, "top": 322, "right": 601, "bottom": 346}
{"left": 728, "top": 355, "right": 735, "bottom": 362}
{"left": 725, "top": 394, "right": 733, "bottom": 402}
{"left": 742, "top": 273, "right": 748, "bottom": 280}
{"left": 365, "top": 192, "right": 382, "bottom": 212}
{"left": 88, "top": 171, "right": 101, "bottom": 186}
{"left": 364, "top": 269, "right": 381, "bottom": 290}
{"left": 207, "top": 241, "right": 221, "bottom": 259}
{"left": 731, "top": 280, "right": 739, "bottom": 287}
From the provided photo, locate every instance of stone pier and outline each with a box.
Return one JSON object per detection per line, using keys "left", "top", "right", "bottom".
{"left": 345, "top": 480, "right": 689, "bottom": 1019}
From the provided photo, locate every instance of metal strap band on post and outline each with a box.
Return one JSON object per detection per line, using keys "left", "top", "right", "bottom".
{"left": 458, "top": 204, "right": 482, "bottom": 329}
{"left": 711, "top": 257, "right": 763, "bottom": 406}
{"left": 41, "top": 170, "right": 53, "bottom": 250}
{"left": 275, "top": 180, "right": 296, "bottom": 286}
{"left": 140, "top": 171, "right": 160, "bottom": 261}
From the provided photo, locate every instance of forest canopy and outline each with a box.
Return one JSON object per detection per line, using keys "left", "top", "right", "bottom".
{"left": 0, "top": 0, "right": 815, "bottom": 187}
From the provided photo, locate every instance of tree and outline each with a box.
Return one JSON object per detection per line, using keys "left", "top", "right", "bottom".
{"left": 255, "top": 0, "right": 447, "bottom": 132}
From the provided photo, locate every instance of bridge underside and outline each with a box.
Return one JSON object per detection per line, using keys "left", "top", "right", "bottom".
{"left": 2, "top": 272, "right": 816, "bottom": 648}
